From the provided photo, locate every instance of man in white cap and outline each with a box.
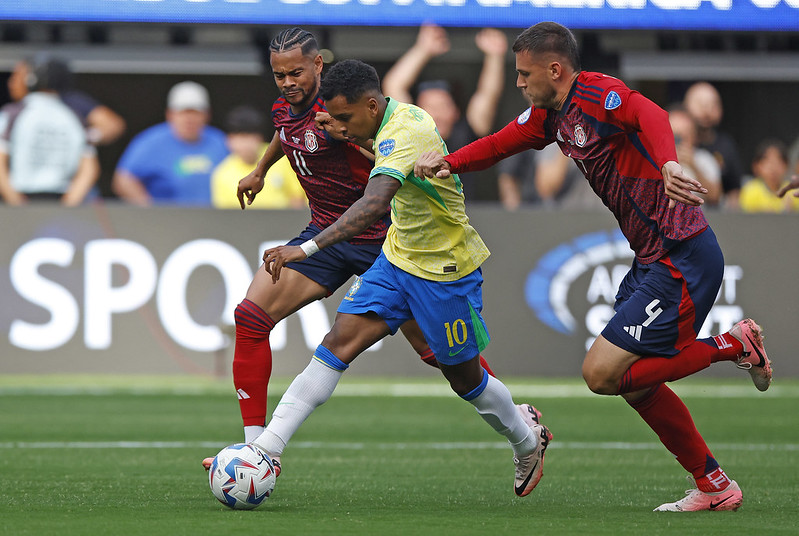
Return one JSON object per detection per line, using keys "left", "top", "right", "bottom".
{"left": 112, "top": 81, "right": 228, "bottom": 205}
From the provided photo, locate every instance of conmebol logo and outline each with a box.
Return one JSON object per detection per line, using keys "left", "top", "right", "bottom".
{"left": 525, "top": 229, "right": 633, "bottom": 335}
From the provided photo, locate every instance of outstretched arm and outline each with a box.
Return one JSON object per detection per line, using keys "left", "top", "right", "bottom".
{"left": 382, "top": 23, "right": 450, "bottom": 103}
{"left": 416, "top": 110, "right": 547, "bottom": 179}
{"left": 262, "top": 174, "right": 400, "bottom": 282}
{"left": 465, "top": 28, "right": 507, "bottom": 137}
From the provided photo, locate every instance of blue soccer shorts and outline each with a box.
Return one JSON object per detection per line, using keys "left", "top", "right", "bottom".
{"left": 337, "top": 252, "right": 490, "bottom": 365}
{"left": 602, "top": 227, "right": 723, "bottom": 357}
{"left": 284, "top": 224, "right": 383, "bottom": 296}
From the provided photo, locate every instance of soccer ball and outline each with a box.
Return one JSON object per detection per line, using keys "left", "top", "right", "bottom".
{"left": 208, "top": 443, "right": 276, "bottom": 510}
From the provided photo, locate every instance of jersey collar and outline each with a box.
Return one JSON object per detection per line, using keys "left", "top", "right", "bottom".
{"left": 287, "top": 93, "right": 322, "bottom": 119}
{"left": 374, "top": 97, "right": 399, "bottom": 141}
{"left": 558, "top": 73, "right": 582, "bottom": 117}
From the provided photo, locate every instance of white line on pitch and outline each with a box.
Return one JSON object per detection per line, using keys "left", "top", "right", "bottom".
{"left": 1, "top": 383, "right": 797, "bottom": 398}
{"left": 1, "top": 440, "right": 797, "bottom": 451}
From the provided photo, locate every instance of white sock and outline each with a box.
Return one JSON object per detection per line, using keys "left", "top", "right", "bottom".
{"left": 468, "top": 375, "right": 537, "bottom": 455}
{"left": 251, "top": 358, "right": 344, "bottom": 456}
{"left": 243, "top": 426, "right": 264, "bottom": 444}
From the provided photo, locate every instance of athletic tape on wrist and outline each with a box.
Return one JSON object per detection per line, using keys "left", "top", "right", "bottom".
{"left": 299, "top": 239, "right": 320, "bottom": 257}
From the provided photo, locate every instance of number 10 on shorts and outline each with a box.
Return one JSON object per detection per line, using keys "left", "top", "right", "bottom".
{"left": 444, "top": 319, "right": 468, "bottom": 348}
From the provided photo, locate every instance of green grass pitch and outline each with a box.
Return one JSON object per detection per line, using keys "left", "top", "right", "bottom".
{"left": 1, "top": 376, "right": 797, "bottom": 535}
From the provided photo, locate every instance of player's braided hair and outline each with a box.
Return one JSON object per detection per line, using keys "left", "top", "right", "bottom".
{"left": 319, "top": 59, "right": 380, "bottom": 104}
{"left": 512, "top": 21, "right": 581, "bottom": 72}
{"left": 269, "top": 27, "right": 319, "bottom": 57}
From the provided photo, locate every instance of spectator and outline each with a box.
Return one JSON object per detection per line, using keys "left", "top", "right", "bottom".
{"left": 0, "top": 54, "right": 99, "bottom": 206}
{"left": 497, "top": 144, "right": 603, "bottom": 211}
{"left": 7, "top": 57, "right": 126, "bottom": 146}
{"left": 497, "top": 149, "right": 538, "bottom": 210}
{"left": 382, "top": 24, "right": 507, "bottom": 201}
{"left": 683, "top": 82, "right": 744, "bottom": 208}
{"left": 211, "top": 105, "right": 305, "bottom": 209}
{"left": 668, "top": 107, "right": 722, "bottom": 206}
{"left": 740, "top": 139, "right": 799, "bottom": 213}
{"left": 112, "top": 81, "right": 228, "bottom": 206}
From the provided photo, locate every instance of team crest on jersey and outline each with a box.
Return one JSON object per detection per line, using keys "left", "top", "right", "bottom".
{"left": 574, "top": 124, "right": 587, "bottom": 147}
{"left": 517, "top": 107, "right": 532, "bottom": 124}
{"left": 378, "top": 139, "right": 395, "bottom": 157}
{"left": 304, "top": 130, "right": 318, "bottom": 152}
{"left": 344, "top": 276, "right": 363, "bottom": 301}
{"left": 604, "top": 91, "right": 622, "bottom": 110}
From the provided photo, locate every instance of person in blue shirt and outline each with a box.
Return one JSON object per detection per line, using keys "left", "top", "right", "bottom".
{"left": 112, "top": 81, "right": 228, "bottom": 206}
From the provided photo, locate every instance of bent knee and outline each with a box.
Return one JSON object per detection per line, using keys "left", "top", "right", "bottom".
{"left": 582, "top": 362, "right": 620, "bottom": 396}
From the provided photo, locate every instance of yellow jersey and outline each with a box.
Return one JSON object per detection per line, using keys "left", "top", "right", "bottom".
{"left": 211, "top": 144, "right": 306, "bottom": 209}
{"left": 740, "top": 178, "right": 799, "bottom": 213}
{"left": 370, "top": 99, "right": 489, "bottom": 281}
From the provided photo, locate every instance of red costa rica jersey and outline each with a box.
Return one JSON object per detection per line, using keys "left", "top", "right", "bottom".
{"left": 445, "top": 71, "right": 708, "bottom": 264}
{"left": 272, "top": 94, "right": 389, "bottom": 244}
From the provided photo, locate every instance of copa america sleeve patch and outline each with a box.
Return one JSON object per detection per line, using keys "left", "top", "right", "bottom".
{"left": 378, "top": 139, "right": 395, "bottom": 156}
{"left": 517, "top": 107, "right": 532, "bottom": 124}
{"left": 604, "top": 91, "right": 622, "bottom": 110}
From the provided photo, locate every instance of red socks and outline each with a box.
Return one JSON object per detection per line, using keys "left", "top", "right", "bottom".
{"left": 695, "top": 467, "right": 733, "bottom": 493}
{"left": 232, "top": 299, "right": 276, "bottom": 427}
{"left": 419, "top": 348, "right": 496, "bottom": 377}
{"left": 709, "top": 333, "right": 742, "bottom": 363}
{"left": 419, "top": 348, "right": 438, "bottom": 368}
{"left": 627, "top": 384, "right": 729, "bottom": 488}
{"left": 233, "top": 298, "right": 499, "bottom": 428}
{"left": 618, "top": 336, "right": 743, "bottom": 393}
{"left": 479, "top": 355, "right": 496, "bottom": 377}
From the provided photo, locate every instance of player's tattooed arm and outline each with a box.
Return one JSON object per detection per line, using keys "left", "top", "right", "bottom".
{"left": 314, "top": 174, "right": 399, "bottom": 248}
{"left": 262, "top": 174, "right": 400, "bottom": 282}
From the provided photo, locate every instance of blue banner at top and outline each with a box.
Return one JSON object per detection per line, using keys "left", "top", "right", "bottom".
{"left": 1, "top": 0, "right": 798, "bottom": 31}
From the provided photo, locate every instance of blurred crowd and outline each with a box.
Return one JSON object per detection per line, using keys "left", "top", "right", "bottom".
{"left": 1, "top": 25, "right": 797, "bottom": 213}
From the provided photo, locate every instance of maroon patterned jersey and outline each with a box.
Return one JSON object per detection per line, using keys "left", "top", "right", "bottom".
{"left": 446, "top": 72, "right": 708, "bottom": 264}
{"left": 272, "top": 94, "right": 389, "bottom": 244}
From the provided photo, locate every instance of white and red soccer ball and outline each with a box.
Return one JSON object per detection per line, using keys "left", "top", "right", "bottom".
{"left": 208, "top": 443, "right": 276, "bottom": 509}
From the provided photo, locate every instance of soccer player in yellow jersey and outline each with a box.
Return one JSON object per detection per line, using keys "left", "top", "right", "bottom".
{"left": 250, "top": 59, "right": 552, "bottom": 497}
